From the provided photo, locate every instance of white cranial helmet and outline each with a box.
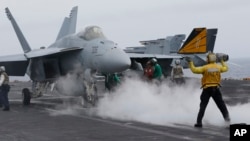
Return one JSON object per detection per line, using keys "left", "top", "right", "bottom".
{"left": 175, "top": 59, "right": 181, "bottom": 65}
{"left": 0, "top": 66, "right": 5, "bottom": 72}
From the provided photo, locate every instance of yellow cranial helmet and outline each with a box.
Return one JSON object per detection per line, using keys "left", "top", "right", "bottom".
{"left": 207, "top": 52, "right": 216, "bottom": 63}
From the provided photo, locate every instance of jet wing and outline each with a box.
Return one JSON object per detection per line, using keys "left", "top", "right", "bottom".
{"left": 0, "top": 47, "right": 83, "bottom": 76}
{"left": 127, "top": 53, "right": 183, "bottom": 59}
{"left": 25, "top": 47, "right": 83, "bottom": 58}
{"left": 0, "top": 54, "right": 28, "bottom": 76}
{"left": 0, "top": 54, "right": 27, "bottom": 61}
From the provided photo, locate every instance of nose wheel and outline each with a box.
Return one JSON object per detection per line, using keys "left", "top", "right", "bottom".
{"left": 82, "top": 83, "right": 98, "bottom": 107}
{"left": 22, "top": 88, "right": 31, "bottom": 105}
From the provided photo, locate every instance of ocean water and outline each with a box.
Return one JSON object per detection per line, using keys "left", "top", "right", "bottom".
{"left": 222, "top": 58, "right": 250, "bottom": 79}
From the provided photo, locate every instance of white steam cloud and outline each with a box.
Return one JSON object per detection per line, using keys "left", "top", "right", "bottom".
{"left": 55, "top": 73, "right": 85, "bottom": 96}
{"left": 95, "top": 78, "right": 200, "bottom": 126}
{"left": 49, "top": 72, "right": 250, "bottom": 128}
{"left": 95, "top": 77, "right": 250, "bottom": 127}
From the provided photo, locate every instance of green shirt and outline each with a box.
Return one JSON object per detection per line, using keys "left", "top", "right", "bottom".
{"left": 104, "top": 73, "right": 120, "bottom": 90}
{"left": 153, "top": 64, "right": 162, "bottom": 79}
{"left": 113, "top": 74, "right": 120, "bottom": 83}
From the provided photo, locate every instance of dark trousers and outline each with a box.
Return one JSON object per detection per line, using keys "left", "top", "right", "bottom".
{"left": 0, "top": 84, "right": 10, "bottom": 109}
{"left": 196, "top": 87, "right": 230, "bottom": 124}
{"left": 173, "top": 78, "right": 185, "bottom": 85}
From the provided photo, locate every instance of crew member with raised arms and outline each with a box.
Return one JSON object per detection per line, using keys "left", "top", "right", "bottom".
{"left": 186, "top": 52, "right": 230, "bottom": 128}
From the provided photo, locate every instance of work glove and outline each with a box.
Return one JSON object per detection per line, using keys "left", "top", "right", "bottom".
{"left": 222, "top": 55, "right": 229, "bottom": 62}
{"left": 216, "top": 53, "right": 229, "bottom": 62}
{"left": 184, "top": 57, "right": 192, "bottom": 62}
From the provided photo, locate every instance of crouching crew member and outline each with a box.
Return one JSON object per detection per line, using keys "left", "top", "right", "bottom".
{"left": 104, "top": 73, "right": 120, "bottom": 92}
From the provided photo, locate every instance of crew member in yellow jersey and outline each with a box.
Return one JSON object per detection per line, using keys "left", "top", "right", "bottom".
{"left": 186, "top": 53, "right": 230, "bottom": 128}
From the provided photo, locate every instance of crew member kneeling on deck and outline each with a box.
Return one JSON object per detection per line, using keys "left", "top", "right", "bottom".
{"left": 0, "top": 66, "right": 10, "bottom": 111}
{"left": 104, "top": 73, "right": 120, "bottom": 92}
{"left": 186, "top": 53, "right": 230, "bottom": 128}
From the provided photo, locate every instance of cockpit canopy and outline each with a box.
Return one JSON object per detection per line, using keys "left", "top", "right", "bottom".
{"left": 77, "top": 26, "right": 106, "bottom": 41}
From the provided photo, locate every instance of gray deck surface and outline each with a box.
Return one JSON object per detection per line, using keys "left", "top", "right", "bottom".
{"left": 0, "top": 79, "right": 249, "bottom": 141}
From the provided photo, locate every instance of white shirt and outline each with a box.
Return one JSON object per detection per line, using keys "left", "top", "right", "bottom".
{"left": 0, "top": 74, "right": 5, "bottom": 86}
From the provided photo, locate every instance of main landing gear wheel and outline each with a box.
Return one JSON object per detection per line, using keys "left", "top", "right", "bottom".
{"left": 22, "top": 88, "right": 31, "bottom": 105}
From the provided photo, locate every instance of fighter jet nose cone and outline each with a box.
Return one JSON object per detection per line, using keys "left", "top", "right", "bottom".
{"left": 99, "top": 49, "right": 131, "bottom": 73}
{"left": 108, "top": 50, "right": 131, "bottom": 72}
{"left": 117, "top": 55, "right": 131, "bottom": 71}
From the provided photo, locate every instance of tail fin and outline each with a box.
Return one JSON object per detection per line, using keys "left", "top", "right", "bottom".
{"left": 206, "top": 29, "right": 218, "bottom": 52}
{"left": 178, "top": 27, "right": 217, "bottom": 54}
{"left": 5, "top": 7, "right": 31, "bottom": 53}
{"left": 169, "top": 34, "right": 186, "bottom": 53}
{"left": 56, "top": 6, "right": 78, "bottom": 41}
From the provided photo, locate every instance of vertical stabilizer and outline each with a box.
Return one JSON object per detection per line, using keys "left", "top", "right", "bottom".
{"left": 169, "top": 34, "right": 186, "bottom": 53}
{"left": 56, "top": 6, "right": 78, "bottom": 41}
{"left": 178, "top": 28, "right": 207, "bottom": 54}
{"left": 206, "top": 29, "right": 217, "bottom": 52}
{"left": 178, "top": 27, "right": 218, "bottom": 54}
{"left": 5, "top": 7, "right": 31, "bottom": 53}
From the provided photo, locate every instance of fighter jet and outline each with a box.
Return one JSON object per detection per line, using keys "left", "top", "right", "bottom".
{"left": 124, "top": 28, "right": 228, "bottom": 76}
{"left": 1, "top": 6, "right": 131, "bottom": 106}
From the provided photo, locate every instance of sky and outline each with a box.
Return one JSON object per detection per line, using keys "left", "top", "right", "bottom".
{"left": 1, "top": 0, "right": 250, "bottom": 58}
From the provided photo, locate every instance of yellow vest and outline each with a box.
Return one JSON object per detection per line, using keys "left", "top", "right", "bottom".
{"left": 188, "top": 61, "right": 228, "bottom": 88}
{"left": 201, "top": 64, "right": 221, "bottom": 88}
